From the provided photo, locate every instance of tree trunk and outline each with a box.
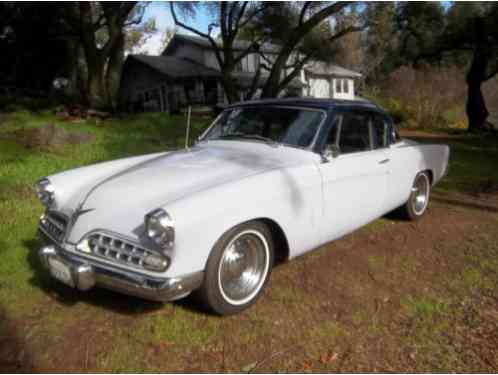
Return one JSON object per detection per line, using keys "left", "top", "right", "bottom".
{"left": 86, "top": 58, "right": 106, "bottom": 109}
{"left": 221, "top": 72, "right": 239, "bottom": 103}
{"left": 106, "top": 32, "right": 125, "bottom": 110}
{"left": 466, "top": 49, "right": 489, "bottom": 133}
{"left": 260, "top": 44, "right": 294, "bottom": 98}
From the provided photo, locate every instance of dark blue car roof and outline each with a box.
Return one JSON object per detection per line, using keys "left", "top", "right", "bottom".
{"left": 225, "top": 97, "right": 385, "bottom": 113}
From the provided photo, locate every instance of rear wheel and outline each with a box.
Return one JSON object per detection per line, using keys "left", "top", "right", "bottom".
{"left": 401, "top": 171, "right": 431, "bottom": 220}
{"left": 199, "top": 221, "right": 274, "bottom": 315}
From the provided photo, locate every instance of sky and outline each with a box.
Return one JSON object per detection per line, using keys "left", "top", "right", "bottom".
{"left": 141, "top": 3, "right": 213, "bottom": 55}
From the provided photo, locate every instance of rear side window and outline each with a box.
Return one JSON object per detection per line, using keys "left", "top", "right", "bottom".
{"left": 338, "top": 112, "right": 371, "bottom": 154}
{"left": 371, "top": 114, "right": 388, "bottom": 149}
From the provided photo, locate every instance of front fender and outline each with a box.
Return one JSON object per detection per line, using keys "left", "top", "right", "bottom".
{"left": 163, "top": 161, "right": 323, "bottom": 277}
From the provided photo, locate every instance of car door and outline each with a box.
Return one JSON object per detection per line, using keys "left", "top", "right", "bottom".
{"left": 317, "top": 110, "right": 390, "bottom": 243}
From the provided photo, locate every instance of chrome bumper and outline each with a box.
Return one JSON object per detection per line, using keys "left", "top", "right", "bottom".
{"left": 38, "top": 245, "right": 203, "bottom": 302}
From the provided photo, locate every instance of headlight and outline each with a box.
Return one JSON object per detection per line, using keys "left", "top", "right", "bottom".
{"left": 145, "top": 208, "right": 175, "bottom": 250}
{"left": 35, "top": 178, "right": 55, "bottom": 207}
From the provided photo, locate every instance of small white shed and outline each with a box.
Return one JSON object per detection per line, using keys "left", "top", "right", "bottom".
{"left": 302, "top": 61, "right": 362, "bottom": 100}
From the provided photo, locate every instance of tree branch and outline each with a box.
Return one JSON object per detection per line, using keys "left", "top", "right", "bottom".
{"left": 299, "top": 2, "right": 311, "bottom": 25}
{"left": 170, "top": 2, "right": 224, "bottom": 68}
{"left": 234, "top": 1, "right": 249, "bottom": 32}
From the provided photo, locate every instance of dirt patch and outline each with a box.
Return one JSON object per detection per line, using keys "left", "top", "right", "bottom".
{"left": 3, "top": 191, "right": 498, "bottom": 372}
{"left": 0, "top": 123, "right": 95, "bottom": 151}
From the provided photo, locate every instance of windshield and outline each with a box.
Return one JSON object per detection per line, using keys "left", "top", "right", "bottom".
{"left": 201, "top": 106, "right": 325, "bottom": 148}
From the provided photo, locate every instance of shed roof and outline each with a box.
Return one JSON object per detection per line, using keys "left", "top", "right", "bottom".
{"left": 129, "top": 54, "right": 221, "bottom": 79}
{"left": 305, "top": 61, "right": 362, "bottom": 78}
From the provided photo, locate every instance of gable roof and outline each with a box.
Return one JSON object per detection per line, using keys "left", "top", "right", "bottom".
{"left": 305, "top": 61, "right": 362, "bottom": 78}
{"left": 162, "top": 33, "right": 281, "bottom": 55}
{"left": 128, "top": 54, "right": 221, "bottom": 79}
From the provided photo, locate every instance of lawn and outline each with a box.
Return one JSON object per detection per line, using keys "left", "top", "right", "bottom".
{"left": 0, "top": 109, "right": 497, "bottom": 372}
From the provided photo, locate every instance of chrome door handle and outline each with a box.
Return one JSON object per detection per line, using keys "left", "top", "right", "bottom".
{"left": 379, "top": 158, "right": 390, "bottom": 164}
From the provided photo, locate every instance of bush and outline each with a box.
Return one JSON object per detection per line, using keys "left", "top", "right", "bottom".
{"left": 370, "top": 66, "right": 468, "bottom": 129}
{"left": 0, "top": 95, "right": 59, "bottom": 113}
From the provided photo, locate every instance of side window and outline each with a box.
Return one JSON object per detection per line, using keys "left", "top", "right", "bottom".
{"left": 370, "top": 114, "right": 387, "bottom": 149}
{"left": 338, "top": 112, "right": 371, "bottom": 154}
{"left": 325, "top": 115, "right": 341, "bottom": 146}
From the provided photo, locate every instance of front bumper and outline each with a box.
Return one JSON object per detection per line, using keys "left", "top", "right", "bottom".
{"left": 38, "top": 244, "right": 203, "bottom": 302}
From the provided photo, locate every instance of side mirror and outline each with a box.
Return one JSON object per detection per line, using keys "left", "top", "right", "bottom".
{"left": 321, "top": 144, "right": 340, "bottom": 162}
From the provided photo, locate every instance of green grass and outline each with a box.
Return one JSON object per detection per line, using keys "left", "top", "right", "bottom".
{"left": 0, "top": 110, "right": 210, "bottom": 308}
{"left": 403, "top": 131, "right": 498, "bottom": 194}
{"left": 402, "top": 296, "right": 449, "bottom": 322}
{"left": 0, "top": 107, "right": 497, "bottom": 372}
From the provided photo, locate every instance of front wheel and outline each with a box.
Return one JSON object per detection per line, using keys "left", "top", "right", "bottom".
{"left": 199, "top": 221, "right": 274, "bottom": 315}
{"left": 401, "top": 171, "right": 431, "bottom": 220}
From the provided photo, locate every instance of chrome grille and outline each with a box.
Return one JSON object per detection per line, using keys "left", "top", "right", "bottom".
{"left": 86, "top": 232, "right": 159, "bottom": 271}
{"left": 40, "top": 211, "right": 68, "bottom": 243}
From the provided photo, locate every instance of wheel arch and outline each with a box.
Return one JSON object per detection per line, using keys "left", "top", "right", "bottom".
{"left": 421, "top": 169, "right": 434, "bottom": 185}
{"left": 256, "top": 217, "right": 290, "bottom": 265}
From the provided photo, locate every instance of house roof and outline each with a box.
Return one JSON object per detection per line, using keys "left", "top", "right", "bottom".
{"left": 128, "top": 54, "right": 221, "bottom": 79}
{"left": 232, "top": 71, "right": 304, "bottom": 90}
{"left": 305, "top": 61, "right": 362, "bottom": 78}
{"left": 127, "top": 54, "right": 303, "bottom": 90}
{"left": 163, "top": 34, "right": 281, "bottom": 55}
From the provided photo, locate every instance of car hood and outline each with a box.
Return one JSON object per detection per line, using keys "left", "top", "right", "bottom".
{"left": 66, "top": 141, "right": 312, "bottom": 243}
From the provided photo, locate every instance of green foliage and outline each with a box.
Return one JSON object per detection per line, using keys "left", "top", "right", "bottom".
{"left": 402, "top": 296, "right": 449, "bottom": 321}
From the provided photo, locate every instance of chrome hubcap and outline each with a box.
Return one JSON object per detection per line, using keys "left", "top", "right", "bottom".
{"left": 218, "top": 230, "right": 269, "bottom": 305}
{"left": 411, "top": 174, "right": 429, "bottom": 215}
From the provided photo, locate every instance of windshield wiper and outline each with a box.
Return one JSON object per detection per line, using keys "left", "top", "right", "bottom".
{"left": 218, "top": 132, "right": 278, "bottom": 145}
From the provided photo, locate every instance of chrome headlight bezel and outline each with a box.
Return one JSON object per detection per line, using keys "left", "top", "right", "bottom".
{"left": 145, "top": 208, "right": 175, "bottom": 251}
{"left": 35, "top": 178, "right": 55, "bottom": 207}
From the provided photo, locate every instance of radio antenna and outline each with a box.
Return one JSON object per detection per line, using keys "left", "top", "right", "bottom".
{"left": 185, "top": 105, "right": 191, "bottom": 150}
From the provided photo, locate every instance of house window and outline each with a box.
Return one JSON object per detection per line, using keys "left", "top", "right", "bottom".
{"left": 343, "top": 79, "right": 349, "bottom": 93}
{"left": 335, "top": 79, "right": 342, "bottom": 93}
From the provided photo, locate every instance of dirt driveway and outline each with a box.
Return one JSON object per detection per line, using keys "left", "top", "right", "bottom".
{"left": 1, "top": 189, "right": 497, "bottom": 373}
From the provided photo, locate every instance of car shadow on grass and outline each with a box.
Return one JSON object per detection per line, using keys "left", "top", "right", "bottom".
{"left": 431, "top": 194, "right": 498, "bottom": 213}
{"left": 24, "top": 238, "right": 209, "bottom": 316}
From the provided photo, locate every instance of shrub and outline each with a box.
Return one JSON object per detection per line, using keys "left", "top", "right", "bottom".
{"left": 372, "top": 66, "right": 468, "bottom": 129}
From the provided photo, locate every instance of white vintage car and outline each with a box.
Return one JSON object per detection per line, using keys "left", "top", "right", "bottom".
{"left": 36, "top": 98, "right": 450, "bottom": 315}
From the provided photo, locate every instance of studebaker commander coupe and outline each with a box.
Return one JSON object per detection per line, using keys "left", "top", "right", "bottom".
{"left": 36, "top": 98, "right": 449, "bottom": 315}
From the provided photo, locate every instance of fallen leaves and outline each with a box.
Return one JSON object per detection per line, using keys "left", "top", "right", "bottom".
{"left": 319, "top": 351, "right": 339, "bottom": 364}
